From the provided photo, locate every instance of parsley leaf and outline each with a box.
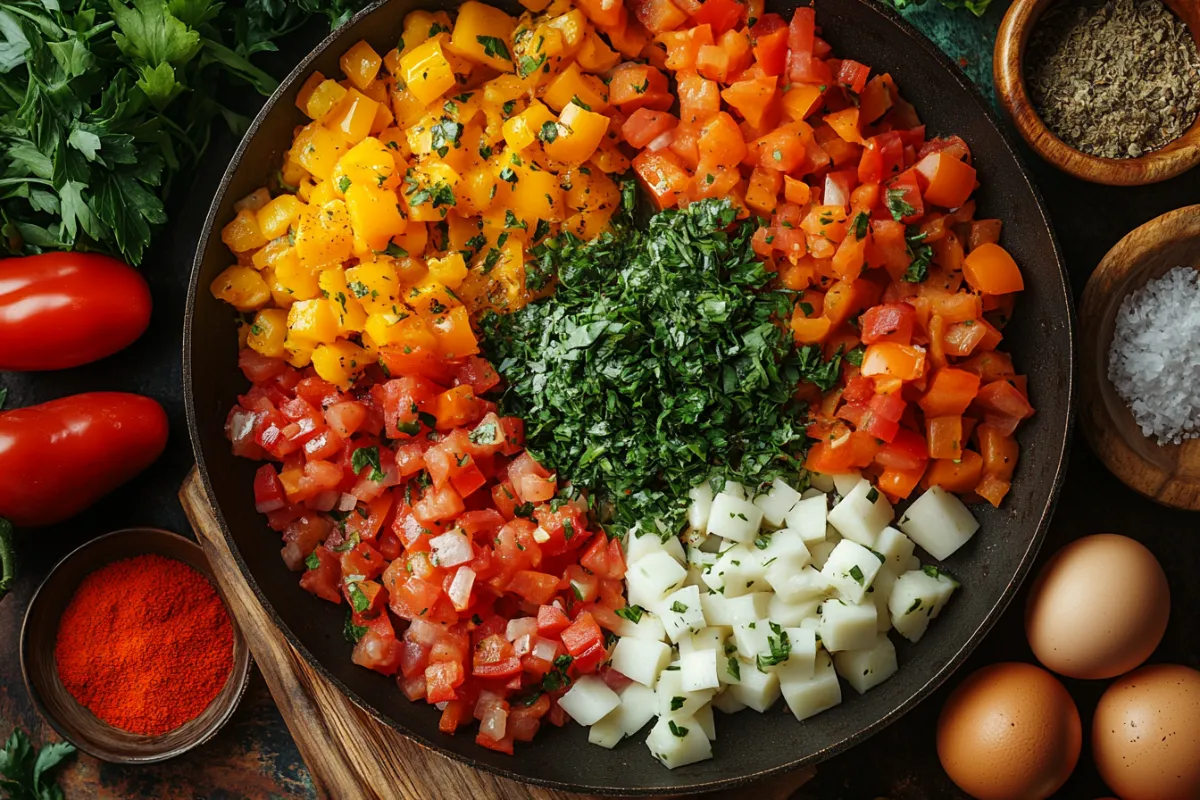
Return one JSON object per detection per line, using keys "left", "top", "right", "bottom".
{"left": 475, "top": 35, "right": 511, "bottom": 61}
{"left": 351, "top": 445, "right": 386, "bottom": 482}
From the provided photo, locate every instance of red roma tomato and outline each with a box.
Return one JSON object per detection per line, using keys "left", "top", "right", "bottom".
{"left": 0, "top": 253, "right": 152, "bottom": 371}
{"left": 0, "top": 392, "right": 169, "bottom": 526}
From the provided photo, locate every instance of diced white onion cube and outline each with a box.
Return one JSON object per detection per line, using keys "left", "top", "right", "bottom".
{"left": 646, "top": 714, "right": 712, "bottom": 769}
{"left": 711, "top": 691, "right": 747, "bottom": 714}
{"left": 831, "top": 472, "right": 863, "bottom": 498}
{"left": 694, "top": 702, "right": 716, "bottom": 740}
{"left": 808, "top": 472, "right": 836, "bottom": 493}
{"left": 703, "top": 544, "right": 768, "bottom": 597}
{"left": 779, "top": 650, "right": 841, "bottom": 722}
{"left": 753, "top": 478, "right": 803, "bottom": 527}
{"left": 611, "top": 637, "right": 673, "bottom": 688}
{"left": 768, "top": 594, "right": 822, "bottom": 627}
{"left": 587, "top": 714, "right": 624, "bottom": 749}
{"left": 899, "top": 487, "right": 980, "bottom": 560}
{"left": 820, "top": 539, "right": 884, "bottom": 604}
{"left": 702, "top": 592, "right": 771, "bottom": 627}
{"left": 731, "top": 620, "right": 771, "bottom": 662}
{"left": 687, "top": 481, "right": 715, "bottom": 531}
{"left": 784, "top": 495, "right": 829, "bottom": 544}
{"left": 833, "top": 634, "right": 898, "bottom": 694}
{"left": 780, "top": 626, "right": 818, "bottom": 678}
{"left": 656, "top": 585, "right": 707, "bottom": 643}
{"left": 627, "top": 551, "right": 687, "bottom": 609}
{"left": 706, "top": 492, "right": 764, "bottom": 543}
{"left": 429, "top": 528, "right": 473, "bottom": 568}
{"left": 447, "top": 566, "right": 476, "bottom": 611}
{"left": 766, "top": 563, "right": 831, "bottom": 604}
{"left": 888, "top": 567, "right": 959, "bottom": 642}
{"left": 827, "top": 479, "right": 893, "bottom": 548}
{"left": 873, "top": 526, "right": 916, "bottom": 574}
{"left": 680, "top": 649, "right": 721, "bottom": 692}
{"left": 505, "top": 616, "right": 538, "bottom": 642}
{"left": 870, "top": 566, "right": 897, "bottom": 632}
{"left": 614, "top": 683, "right": 658, "bottom": 735}
{"left": 558, "top": 675, "right": 621, "bottom": 726}
{"left": 818, "top": 599, "right": 878, "bottom": 652}
{"left": 655, "top": 667, "right": 714, "bottom": 717}
{"left": 678, "top": 626, "right": 725, "bottom": 656}
{"left": 613, "top": 609, "right": 668, "bottom": 641}
{"left": 728, "top": 661, "right": 781, "bottom": 712}
{"left": 625, "top": 530, "right": 687, "bottom": 566}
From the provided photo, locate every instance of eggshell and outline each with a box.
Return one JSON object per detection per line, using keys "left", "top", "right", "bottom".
{"left": 937, "top": 662, "right": 1081, "bottom": 800}
{"left": 1093, "top": 664, "right": 1200, "bottom": 800}
{"left": 1025, "top": 534, "right": 1169, "bottom": 680}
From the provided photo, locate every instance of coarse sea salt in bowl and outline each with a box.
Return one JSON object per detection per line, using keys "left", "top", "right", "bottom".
{"left": 1080, "top": 204, "right": 1200, "bottom": 509}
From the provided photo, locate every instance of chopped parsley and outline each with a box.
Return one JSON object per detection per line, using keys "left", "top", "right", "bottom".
{"left": 885, "top": 187, "right": 917, "bottom": 222}
{"left": 351, "top": 446, "right": 386, "bottom": 482}
{"left": 476, "top": 35, "right": 512, "bottom": 61}
{"left": 755, "top": 622, "right": 791, "bottom": 670}
{"left": 615, "top": 605, "right": 645, "bottom": 623}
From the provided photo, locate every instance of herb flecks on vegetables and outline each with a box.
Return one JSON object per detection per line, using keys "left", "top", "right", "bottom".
{"left": 482, "top": 199, "right": 825, "bottom": 536}
{"left": 0, "top": 0, "right": 369, "bottom": 264}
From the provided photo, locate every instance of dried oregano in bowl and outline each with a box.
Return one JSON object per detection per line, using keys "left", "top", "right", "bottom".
{"left": 1025, "top": 0, "right": 1200, "bottom": 159}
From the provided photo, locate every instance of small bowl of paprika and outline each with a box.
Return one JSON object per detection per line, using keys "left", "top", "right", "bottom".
{"left": 20, "top": 528, "right": 252, "bottom": 763}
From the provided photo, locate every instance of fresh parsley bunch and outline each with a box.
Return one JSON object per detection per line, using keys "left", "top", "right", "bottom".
{"left": 0, "top": 0, "right": 371, "bottom": 265}
{"left": 483, "top": 198, "right": 843, "bottom": 538}
{"left": 0, "top": 729, "right": 74, "bottom": 800}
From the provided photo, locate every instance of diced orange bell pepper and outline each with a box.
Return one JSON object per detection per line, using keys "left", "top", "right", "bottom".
{"left": 923, "top": 450, "right": 984, "bottom": 493}
{"left": 963, "top": 243, "right": 1024, "bottom": 295}
{"left": 918, "top": 367, "right": 981, "bottom": 417}
{"left": 860, "top": 342, "right": 927, "bottom": 381}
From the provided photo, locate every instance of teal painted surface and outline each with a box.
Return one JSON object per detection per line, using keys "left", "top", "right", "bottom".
{"left": 884, "top": 0, "right": 1013, "bottom": 107}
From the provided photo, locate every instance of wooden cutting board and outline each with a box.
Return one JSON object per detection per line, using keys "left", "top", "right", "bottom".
{"left": 178, "top": 470, "right": 814, "bottom": 800}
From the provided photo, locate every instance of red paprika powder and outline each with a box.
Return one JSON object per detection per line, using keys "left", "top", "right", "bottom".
{"left": 54, "top": 553, "right": 234, "bottom": 736}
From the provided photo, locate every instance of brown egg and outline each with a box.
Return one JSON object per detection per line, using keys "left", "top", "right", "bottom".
{"left": 1093, "top": 664, "right": 1200, "bottom": 800}
{"left": 937, "top": 663, "right": 1081, "bottom": 800}
{"left": 1025, "top": 534, "right": 1169, "bottom": 680}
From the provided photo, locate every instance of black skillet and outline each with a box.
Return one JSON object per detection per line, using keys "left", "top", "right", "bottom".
{"left": 185, "top": 0, "right": 1075, "bottom": 793}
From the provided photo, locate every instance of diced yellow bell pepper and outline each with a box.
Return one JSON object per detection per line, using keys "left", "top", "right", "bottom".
{"left": 305, "top": 79, "right": 347, "bottom": 121}
{"left": 319, "top": 269, "right": 369, "bottom": 334}
{"left": 221, "top": 208, "right": 269, "bottom": 253}
{"left": 345, "top": 183, "right": 407, "bottom": 252}
{"left": 365, "top": 309, "right": 422, "bottom": 347}
{"left": 211, "top": 266, "right": 271, "bottom": 311}
{"left": 392, "top": 223, "right": 429, "bottom": 260}
{"left": 345, "top": 260, "right": 401, "bottom": 315}
{"left": 390, "top": 84, "right": 429, "bottom": 130}
{"left": 450, "top": 1, "right": 516, "bottom": 71}
{"left": 427, "top": 252, "right": 468, "bottom": 290}
{"left": 251, "top": 238, "right": 291, "bottom": 270}
{"left": 287, "top": 299, "right": 339, "bottom": 346}
{"left": 545, "top": 9, "right": 587, "bottom": 57}
{"left": 401, "top": 162, "right": 460, "bottom": 222}
{"left": 566, "top": 167, "right": 620, "bottom": 213}
{"left": 457, "top": 164, "right": 498, "bottom": 215}
{"left": 294, "top": 201, "right": 354, "bottom": 270}
{"left": 590, "top": 138, "right": 632, "bottom": 173}
{"left": 427, "top": 305, "right": 480, "bottom": 358}
{"left": 543, "top": 62, "right": 609, "bottom": 113}
{"left": 575, "top": 29, "right": 622, "bottom": 73}
{"left": 325, "top": 88, "right": 379, "bottom": 146}
{"left": 544, "top": 102, "right": 609, "bottom": 165}
{"left": 399, "top": 38, "right": 457, "bottom": 106}
{"left": 519, "top": 0, "right": 552, "bottom": 11}
{"left": 494, "top": 159, "right": 564, "bottom": 225}
{"left": 280, "top": 155, "right": 310, "bottom": 190}
{"left": 293, "top": 121, "right": 348, "bottom": 181}
{"left": 502, "top": 101, "right": 556, "bottom": 151}
{"left": 407, "top": 278, "right": 460, "bottom": 315}
{"left": 340, "top": 41, "right": 383, "bottom": 91}
{"left": 285, "top": 344, "right": 314, "bottom": 368}
{"left": 513, "top": 25, "right": 564, "bottom": 86}
{"left": 564, "top": 208, "right": 615, "bottom": 239}
{"left": 256, "top": 194, "right": 305, "bottom": 241}
{"left": 332, "top": 137, "right": 401, "bottom": 197}
{"left": 309, "top": 180, "right": 338, "bottom": 207}
{"left": 236, "top": 320, "right": 251, "bottom": 349}
{"left": 296, "top": 72, "right": 325, "bottom": 117}
{"left": 247, "top": 309, "right": 289, "bottom": 358}
{"left": 235, "top": 187, "right": 271, "bottom": 212}
{"left": 274, "top": 251, "right": 323, "bottom": 300}
{"left": 369, "top": 101, "right": 394, "bottom": 136}
{"left": 482, "top": 75, "right": 526, "bottom": 109}
{"left": 375, "top": 127, "right": 411, "bottom": 171}
{"left": 400, "top": 10, "right": 454, "bottom": 56}
{"left": 312, "top": 340, "right": 369, "bottom": 389}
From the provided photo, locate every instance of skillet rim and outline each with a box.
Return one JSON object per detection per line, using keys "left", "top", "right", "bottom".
{"left": 183, "top": 0, "right": 1076, "bottom": 792}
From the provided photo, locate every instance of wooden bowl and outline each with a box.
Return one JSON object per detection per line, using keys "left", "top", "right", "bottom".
{"left": 995, "top": 0, "right": 1200, "bottom": 186}
{"left": 1080, "top": 205, "right": 1200, "bottom": 509}
{"left": 20, "top": 528, "right": 252, "bottom": 763}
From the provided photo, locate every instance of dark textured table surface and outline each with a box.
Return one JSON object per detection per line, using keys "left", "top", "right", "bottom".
{"left": 2, "top": 3, "right": 1198, "bottom": 798}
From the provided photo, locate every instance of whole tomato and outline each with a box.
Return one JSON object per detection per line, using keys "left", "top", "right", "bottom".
{"left": 0, "top": 393, "right": 169, "bottom": 527}
{"left": 0, "top": 253, "right": 152, "bottom": 371}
